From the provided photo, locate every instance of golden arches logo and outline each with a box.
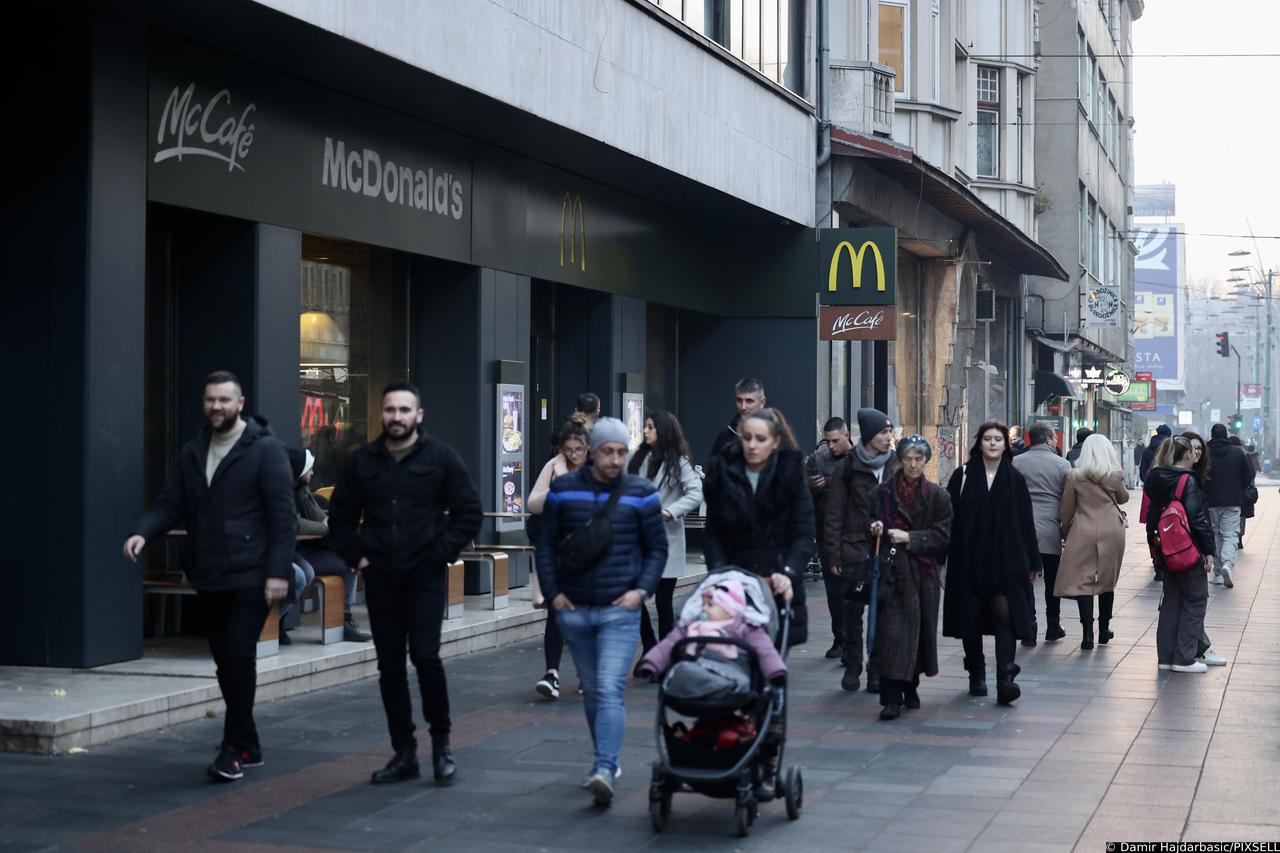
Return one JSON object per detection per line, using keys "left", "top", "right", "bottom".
{"left": 827, "top": 240, "right": 887, "bottom": 294}
{"left": 560, "top": 193, "right": 586, "bottom": 272}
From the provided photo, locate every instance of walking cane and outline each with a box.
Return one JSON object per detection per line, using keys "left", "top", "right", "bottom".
{"left": 866, "top": 534, "right": 883, "bottom": 655}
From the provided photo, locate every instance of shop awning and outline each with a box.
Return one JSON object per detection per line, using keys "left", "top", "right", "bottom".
{"left": 831, "top": 128, "right": 1070, "bottom": 281}
{"left": 1034, "top": 369, "right": 1083, "bottom": 404}
{"left": 1032, "top": 335, "right": 1079, "bottom": 354}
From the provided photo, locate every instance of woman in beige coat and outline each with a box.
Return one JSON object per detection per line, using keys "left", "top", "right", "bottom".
{"left": 1057, "top": 434, "right": 1129, "bottom": 650}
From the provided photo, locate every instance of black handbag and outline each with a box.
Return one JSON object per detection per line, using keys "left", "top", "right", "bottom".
{"left": 557, "top": 480, "right": 626, "bottom": 575}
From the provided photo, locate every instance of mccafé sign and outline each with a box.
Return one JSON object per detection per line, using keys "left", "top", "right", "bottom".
{"left": 817, "top": 227, "right": 898, "bottom": 341}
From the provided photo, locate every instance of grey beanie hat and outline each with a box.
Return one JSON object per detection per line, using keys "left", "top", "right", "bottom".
{"left": 895, "top": 434, "right": 932, "bottom": 462}
{"left": 856, "top": 407, "right": 893, "bottom": 445}
{"left": 589, "top": 416, "right": 631, "bottom": 452}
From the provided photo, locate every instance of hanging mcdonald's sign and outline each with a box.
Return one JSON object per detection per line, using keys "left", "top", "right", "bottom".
{"left": 818, "top": 228, "right": 897, "bottom": 306}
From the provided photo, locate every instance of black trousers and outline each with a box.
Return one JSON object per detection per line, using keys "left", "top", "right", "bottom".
{"left": 364, "top": 567, "right": 450, "bottom": 752}
{"left": 543, "top": 608, "right": 564, "bottom": 672}
{"left": 842, "top": 593, "right": 871, "bottom": 675}
{"left": 197, "top": 587, "right": 270, "bottom": 752}
{"left": 961, "top": 594, "right": 1017, "bottom": 676}
{"left": 1040, "top": 553, "right": 1062, "bottom": 627}
{"left": 880, "top": 674, "right": 920, "bottom": 707}
{"left": 822, "top": 564, "right": 846, "bottom": 646}
{"left": 1071, "top": 591, "right": 1114, "bottom": 623}
{"left": 638, "top": 578, "right": 678, "bottom": 652}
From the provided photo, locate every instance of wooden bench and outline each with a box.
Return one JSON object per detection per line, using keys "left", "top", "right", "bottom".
{"left": 309, "top": 574, "right": 347, "bottom": 644}
{"left": 446, "top": 559, "right": 465, "bottom": 619}
{"left": 460, "top": 551, "right": 509, "bottom": 610}
{"left": 470, "top": 543, "right": 534, "bottom": 588}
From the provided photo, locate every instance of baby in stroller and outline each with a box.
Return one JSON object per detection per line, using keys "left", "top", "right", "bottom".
{"left": 637, "top": 575, "right": 786, "bottom": 749}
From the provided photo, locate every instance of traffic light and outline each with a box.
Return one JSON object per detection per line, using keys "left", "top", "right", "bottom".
{"left": 1231, "top": 413, "right": 1243, "bottom": 433}
{"left": 1215, "top": 332, "right": 1230, "bottom": 357}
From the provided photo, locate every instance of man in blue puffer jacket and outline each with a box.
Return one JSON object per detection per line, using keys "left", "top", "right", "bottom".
{"left": 535, "top": 417, "right": 667, "bottom": 808}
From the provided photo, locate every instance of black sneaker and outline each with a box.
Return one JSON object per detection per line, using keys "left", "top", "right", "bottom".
{"left": 239, "top": 746, "right": 263, "bottom": 768}
{"left": 824, "top": 643, "right": 843, "bottom": 659}
{"left": 535, "top": 671, "right": 560, "bottom": 700}
{"left": 278, "top": 629, "right": 292, "bottom": 646}
{"left": 343, "top": 615, "right": 371, "bottom": 643}
{"left": 207, "top": 746, "right": 244, "bottom": 782}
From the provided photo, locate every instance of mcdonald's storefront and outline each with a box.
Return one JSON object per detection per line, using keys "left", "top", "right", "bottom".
{"left": 9, "top": 7, "right": 821, "bottom": 667}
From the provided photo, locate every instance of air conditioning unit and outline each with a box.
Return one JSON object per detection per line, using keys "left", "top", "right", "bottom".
{"left": 976, "top": 289, "right": 996, "bottom": 322}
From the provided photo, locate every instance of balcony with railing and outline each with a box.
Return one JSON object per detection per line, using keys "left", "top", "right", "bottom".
{"left": 829, "top": 61, "right": 896, "bottom": 137}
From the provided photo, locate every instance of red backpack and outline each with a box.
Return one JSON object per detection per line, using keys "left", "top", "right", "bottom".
{"left": 1154, "top": 474, "right": 1200, "bottom": 572}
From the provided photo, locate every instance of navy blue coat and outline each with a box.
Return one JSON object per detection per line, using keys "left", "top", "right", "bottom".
{"left": 534, "top": 466, "right": 667, "bottom": 606}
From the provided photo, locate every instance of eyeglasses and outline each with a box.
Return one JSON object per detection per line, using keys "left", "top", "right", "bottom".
{"left": 564, "top": 445, "right": 587, "bottom": 456}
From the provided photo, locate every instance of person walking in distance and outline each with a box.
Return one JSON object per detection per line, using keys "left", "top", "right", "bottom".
{"left": 1065, "top": 428, "right": 1092, "bottom": 467}
{"left": 1139, "top": 424, "right": 1171, "bottom": 483}
{"left": 944, "top": 422, "right": 1041, "bottom": 705}
{"left": 1228, "top": 435, "right": 1257, "bottom": 549}
{"left": 1056, "top": 435, "right": 1129, "bottom": 650}
{"left": 1144, "top": 437, "right": 1216, "bottom": 673}
{"left": 806, "top": 417, "right": 854, "bottom": 659}
{"left": 535, "top": 418, "right": 667, "bottom": 807}
{"left": 1202, "top": 423, "right": 1254, "bottom": 588}
{"left": 1176, "top": 432, "right": 1228, "bottom": 667}
{"left": 1012, "top": 424, "right": 1073, "bottom": 643}
{"left": 526, "top": 417, "right": 592, "bottom": 700}
{"left": 824, "top": 408, "right": 899, "bottom": 693}
{"left": 865, "top": 436, "right": 952, "bottom": 720}
{"left": 123, "top": 371, "right": 296, "bottom": 782}
{"left": 329, "top": 382, "right": 483, "bottom": 786}
{"left": 708, "top": 378, "right": 767, "bottom": 463}
{"left": 629, "top": 411, "right": 703, "bottom": 673}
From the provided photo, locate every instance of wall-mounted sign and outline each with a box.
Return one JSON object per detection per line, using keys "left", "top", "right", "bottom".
{"left": 818, "top": 305, "right": 898, "bottom": 341}
{"left": 621, "top": 392, "right": 645, "bottom": 451}
{"left": 1134, "top": 183, "right": 1176, "bottom": 218}
{"left": 1103, "top": 369, "right": 1130, "bottom": 395}
{"left": 1242, "top": 384, "right": 1262, "bottom": 410}
{"left": 1210, "top": 408, "right": 1222, "bottom": 423}
{"left": 495, "top": 384, "right": 526, "bottom": 533}
{"left": 817, "top": 228, "right": 897, "bottom": 306}
{"left": 1083, "top": 283, "right": 1122, "bottom": 328}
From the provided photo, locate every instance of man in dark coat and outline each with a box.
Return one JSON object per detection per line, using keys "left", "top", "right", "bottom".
{"left": 707, "top": 378, "right": 766, "bottom": 463}
{"left": 824, "top": 408, "right": 900, "bottom": 693}
{"left": 1139, "top": 424, "right": 1172, "bottom": 482}
{"left": 329, "top": 381, "right": 483, "bottom": 786}
{"left": 124, "top": 370, "right": 296, "bottom": 782}
{"left": 1201, "top": 424, "right": 1255, "bottom": 588}
{"left": 1065, "top": 427, "right": 1092, "bottom": 466}
{"left": 806, "top": 417, "right": 853, "bottom": 657}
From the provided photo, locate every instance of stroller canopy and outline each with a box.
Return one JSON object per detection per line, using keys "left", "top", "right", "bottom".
{"left": 677, "top": 569, "right": 780, "bottom": 645}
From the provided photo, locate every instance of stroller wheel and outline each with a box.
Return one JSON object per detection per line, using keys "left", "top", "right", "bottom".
{"left": 649, "top": 790, "right": 671, "bottom": 832}
{"left": 784, "top": 767, "right": 804, "bottom": 820}
{"left": 734, "top": 802, "right": 754, "bottom": 837}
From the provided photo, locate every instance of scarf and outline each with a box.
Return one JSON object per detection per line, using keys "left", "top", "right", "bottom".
{"left": 957, "top": 457, "right": 1018, "bottom": 591}
{"left": 894, "top": 471, "right": 924, "bottom": 514}
{"left": 855, "top": 444, "right": 893, "bottom": 471}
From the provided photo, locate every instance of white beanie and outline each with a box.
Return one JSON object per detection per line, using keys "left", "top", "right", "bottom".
{"left": 589, "top": 417, "right": 631, "bottom": 452}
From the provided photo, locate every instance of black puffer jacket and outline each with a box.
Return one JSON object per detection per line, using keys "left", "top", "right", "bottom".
{"left": 132, "top": 416, "right": 296, "bottom": 591}
{"left": 704, "top": 444, "right": 815, "bottom": 645}
{"left": 1143, "top": 466, "right": 1215, "bottom": 569}
{"left": 329, "top": 427, "right": 483, "bottom": 578}
{"left": 534, "top": 466, "right": 667, "bottom": 606}
{"left": 1202, "top": 438, "right": 1256, "bottom": 508}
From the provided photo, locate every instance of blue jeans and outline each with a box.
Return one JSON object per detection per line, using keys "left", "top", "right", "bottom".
{"left": 555, "top": 604, "right": 641, "bottom": 777}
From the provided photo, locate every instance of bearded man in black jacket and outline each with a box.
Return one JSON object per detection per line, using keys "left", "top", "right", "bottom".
{"left": 124, "top": 371, "right": 296, "bottom": 783}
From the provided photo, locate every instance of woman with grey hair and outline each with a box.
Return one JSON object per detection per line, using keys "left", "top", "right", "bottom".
{"left": 865, "top": 435, "right": 953, "bottom": 720}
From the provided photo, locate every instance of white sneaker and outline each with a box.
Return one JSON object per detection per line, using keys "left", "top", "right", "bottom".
{"left": 1158, "top": 663, "right": 1172, "bottom": 671}
{"left": 1171, "top": 661, "right": 1208, "bottom": 673}
{"left": 1198, "top": 650, "right": 1228, "bottom": 666}
{"left": 1220, "top": 567, "right": 1234, "bottom": 588}
{"left": 583, "top": 771, "right": 615, "bottom": 806}
{"left": 1210, "top": 574, "right": 1224, "bottom": 585}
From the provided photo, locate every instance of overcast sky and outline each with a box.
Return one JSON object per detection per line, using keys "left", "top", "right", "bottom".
{"left": 1132, "top": 0, "right": 1280, "bottom": 285}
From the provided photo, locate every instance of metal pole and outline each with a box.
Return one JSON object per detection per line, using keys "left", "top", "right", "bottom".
{"left": 1233, "top": 344, "right": 1242, "bottom": 423}
{"left": 1266, "top": 271, "right": 1274, "bottom": 461}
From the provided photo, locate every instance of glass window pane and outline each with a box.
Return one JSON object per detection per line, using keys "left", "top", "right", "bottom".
{"left": 744, "top": 0, "right": 761, "bottom": 68}
{"left": 761, "top": 0, "right": 779, "bottom": 83}
{"left": 879, "top": 4, "right": 906, "bottom": 93}
{"left": 976, "top": 110, "right": 998, "bottom": 177}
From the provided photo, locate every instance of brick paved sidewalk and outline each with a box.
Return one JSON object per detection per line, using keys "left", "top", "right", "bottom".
{"left": 3, "top": 487, "right": 1279, "bottom": 852}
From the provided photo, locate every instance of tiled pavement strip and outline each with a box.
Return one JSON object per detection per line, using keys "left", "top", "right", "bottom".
{"left": 3, "top": 486, "right": 1279, "bottom": 852}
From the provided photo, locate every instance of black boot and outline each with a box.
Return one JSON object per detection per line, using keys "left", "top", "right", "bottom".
{"left": 1044, "top": 622, "right": 1066, "bottom": 642}
{"left": 1098, "top": 619, "right": 1113, "bottom": 645}
{"left": 903, "top": 685, "right": 921, "bottom": 710}
{"left": 996, "top": 663, "right": 1021, "bottom": 706}
{"left": 343, "top": 613, "right": 371, "bottom": 643}
{"left": 964, "top": 656, "right": 987, "bottom": 697}
{"left": 879, "top": 703, "right": 901, "bottom": 720}
{"left": 371, "top": 748, "right": 420, "bottom": 784}
{"left": 1081, "top": 620, "right": 1095, "bottom": 651}
{"left": 432, "top": 740, "right": 457, "bottom": 785}
{"left": 866, "top": 667, "right": 880, "bottom": 694}
{"left": 841, "top": 666, "right": 860, "bottom": 692}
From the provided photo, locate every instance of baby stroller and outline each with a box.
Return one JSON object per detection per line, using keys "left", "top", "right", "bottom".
{"left": 648, "top": 570, "right": 803, "bottom": 837}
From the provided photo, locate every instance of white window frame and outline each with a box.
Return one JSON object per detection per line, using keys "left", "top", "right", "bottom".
{"left": 976, "top": 65, "right": 1000, "bottom": 179}
{"left": 878, "top": 0, "right": 911, "bottom": 97}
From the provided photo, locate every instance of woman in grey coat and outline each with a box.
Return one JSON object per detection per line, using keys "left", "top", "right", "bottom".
{"left": 629, "top": 411, "right": 703, "bottom": 670}
{"left": 866, "top": 436, "right": 952, "bottom": 720}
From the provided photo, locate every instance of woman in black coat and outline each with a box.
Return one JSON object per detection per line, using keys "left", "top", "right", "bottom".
{"left": 1145, "top": 436, "right": 1217, "bottom": 672}
{"left": 703, "top": 408, "right": 814, "bottom": 647}
{"left": 944, "top": 421, "right": 1041, "bottom": 705}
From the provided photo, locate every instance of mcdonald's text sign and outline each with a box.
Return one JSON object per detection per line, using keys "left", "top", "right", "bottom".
{"left": 818, "top": 228, "right": 896, "bottom": 306}
{"left": 819, "top": 306, "right": 898, "bottom": 341}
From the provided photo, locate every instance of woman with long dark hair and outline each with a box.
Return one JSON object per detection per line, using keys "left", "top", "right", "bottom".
{"left": 1178, "top": 431, "right": 1227, "bottom": 667}
{"left": 628, "top": 411, "right": 703, "bottom": 671}
{"left": 944, "top": 422, "right": 1041, "bottom": 705}
{"left": 526, "top": 417, "right": 591, "bottom": 700}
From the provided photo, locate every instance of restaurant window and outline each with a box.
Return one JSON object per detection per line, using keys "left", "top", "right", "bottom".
{"left": 976, "top": 66, "right": 1000, "bottom": 178}
{"left": 879, "top": 1, "right": 909, "bottom": 94}
{"left": 299, "top": 236, "right": 408, "bottom": 490}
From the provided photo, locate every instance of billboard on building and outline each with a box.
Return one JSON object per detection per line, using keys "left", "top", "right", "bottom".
{"left": 1133, "top": 225, "right": 1185, "bottom": 391}
{"left": 1133, "top": 184, "right": 1177, "bottom": 218}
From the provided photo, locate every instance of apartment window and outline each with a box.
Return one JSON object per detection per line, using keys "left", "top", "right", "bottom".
{"left": 1094, "top": 68, "right": 1106, "bottom": 129}
{"left": 879, "top": 0, "right": 909, "bottom": 94}
{"left": 1096, "top": 211, "right": 1107, "bottom": 278}
{"left": 1115, "top": 105, "right": 1126, "bottom": 176}
{"left": 932, "top": 0, "right": 942, "bottom": 102}
{"left": 1085, "top": 50, "right": 1097, "bottom": 118}
{"left": 1077, "top": 29, "right": 1088, "bottom": 102}
{"left": 976, "top": 66, "right": 1000, "bottom": 178}
{"left": 652, "top": 1, "right": 802, "bottom": 93}
{"left": 1086, "top": 195, "right": 1098, "bottom": 271}
{"left": 1079, "top": 184, "right": 1088, "bottom": 263}
{"left": 1016, "top": 74, "right": 1026, "bottom": 184}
